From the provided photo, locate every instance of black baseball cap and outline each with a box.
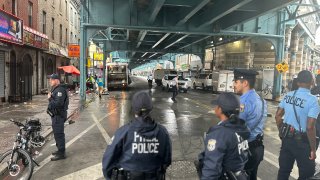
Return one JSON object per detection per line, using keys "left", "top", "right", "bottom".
{"left": 211, "top": 93, "right": 240, "bottom": 112}
{"left": 297, "top": 70, "right": 313, "bottom": 83}
{"left": 132, "top": 91, "right": 153, "bottom": 112}
{"left": 48, "top": 74, "right": 60, "bottom": 80}
{"left": 234, "top": 69, "right": 259, "bottom": 81}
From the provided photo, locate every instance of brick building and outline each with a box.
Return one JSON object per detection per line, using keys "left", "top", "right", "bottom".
{"left": 0, "top": 0, "right": 49, "bottom": 103}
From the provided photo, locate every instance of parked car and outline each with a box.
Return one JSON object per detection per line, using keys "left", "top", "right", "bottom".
{"left": 193, "top": 73, "right": 212, "bottom": 90}
{"left": 162, "top": 75, "right": 190, "bottom": 93}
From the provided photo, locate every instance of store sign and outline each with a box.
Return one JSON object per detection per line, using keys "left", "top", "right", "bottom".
{"left": 276, "top": 62, "right": 289, "bottom": 73}
{"left": 68, "top": 44, "right": 80, "bottom": 57}
{"left": 93, "top": 53, "right": 103, "bottom": 61}
{"left": 0, "top": 9, "right": 23, "bottom": 44}
{"left": 23, "top": 26, "right": 49, "bottom": 50}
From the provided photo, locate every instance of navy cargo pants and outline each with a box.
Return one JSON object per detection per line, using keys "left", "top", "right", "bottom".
{"left": 278, "top": 137, "right": 315, "bottom": 180}
{"left": 51, "top": 112, "right": 67, "bottom": 154}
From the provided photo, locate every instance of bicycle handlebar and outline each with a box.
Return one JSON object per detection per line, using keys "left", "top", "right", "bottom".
{"left": 10, "top": 119, "right": 25, "bottom": 128}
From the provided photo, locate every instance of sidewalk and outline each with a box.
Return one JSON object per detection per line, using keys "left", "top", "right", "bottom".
{"left": 0, "top": 92, "right": 89, "bottom": 154}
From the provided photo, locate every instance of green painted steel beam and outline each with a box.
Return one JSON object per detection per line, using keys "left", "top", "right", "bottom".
{"left": 164, "top": 0, "right": 199, "bottom": 7}
{"left": 92, "top": 40, "right": 204, "bottom": 55}
{"left": 176, "top": 0, "right": 211, "bottom": 26}
{"left": 84, "top": 24, "right": 284, "bottom": 38}
{"left": 195, "top": 0, "right": 253, "bottom": 28}
{"left": 148, "top": 0, "right": 166, "bottom": 24}
{"left": 219, "top": 0, "right": 296, "bottom": 29}
{"left": 152, "top": 33, "right": 171, "bottom": 49}
{"left": 291, "top": 3, "right": 320, "bottom": 8}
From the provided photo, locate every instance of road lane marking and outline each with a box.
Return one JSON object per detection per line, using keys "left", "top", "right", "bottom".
{"left": 55, "top": 163, "right": 103, "bottom": 180}
{"left": 34, "top": 109, "right": 116, "bottom": 173}
{"left": 91, "top": 114, "right": 112, "bottom": 143}
{"left": 264, "top": 149, "right": 299, "bottom": 179}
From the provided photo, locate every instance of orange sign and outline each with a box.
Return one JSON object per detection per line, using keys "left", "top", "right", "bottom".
{"left": 68, "top": 44, "right": 80, "bottom": 57}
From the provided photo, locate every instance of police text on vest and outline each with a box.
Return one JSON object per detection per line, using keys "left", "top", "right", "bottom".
{"left": 132, "top": 132, "right": 159, "bottom": 154}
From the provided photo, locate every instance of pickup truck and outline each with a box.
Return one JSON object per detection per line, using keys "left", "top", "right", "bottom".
{"left": 162, "top": 75, "right": 190, "bottom": 93}
{"left": 192, "top": 73, "right": 213, "bottom": 90}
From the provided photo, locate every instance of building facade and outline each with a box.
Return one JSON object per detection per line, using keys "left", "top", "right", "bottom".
{"left": 0, "top": 0, "right": 50, "bottom": 103}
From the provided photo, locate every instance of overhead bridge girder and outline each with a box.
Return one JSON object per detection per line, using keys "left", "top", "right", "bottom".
{"left": 91, "top": 40, "right": 204, "bottom": 55}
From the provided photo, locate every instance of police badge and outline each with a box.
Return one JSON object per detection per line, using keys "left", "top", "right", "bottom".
{"left": 207, "top": 139, "right": 216, "bottom": 151}
{"left": 240, "top": 104, "right": 245, "bottom": 112}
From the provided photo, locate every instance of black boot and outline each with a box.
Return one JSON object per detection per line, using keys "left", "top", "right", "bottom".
{"left": 51, "top": 153, "right": 66, "bottom": 161}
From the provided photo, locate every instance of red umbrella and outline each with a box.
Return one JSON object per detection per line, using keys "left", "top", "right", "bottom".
{"left": 58, "top": 65, "right": 80, "bottom": 75}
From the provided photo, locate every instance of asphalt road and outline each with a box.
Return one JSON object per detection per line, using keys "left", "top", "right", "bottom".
{"left": 30, "top": 76, "right": 308, "bottom": 180}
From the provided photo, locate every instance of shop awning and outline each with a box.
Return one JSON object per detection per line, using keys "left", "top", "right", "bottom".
{"left": 58, "top": 65, "right": 80, "bottom": 75}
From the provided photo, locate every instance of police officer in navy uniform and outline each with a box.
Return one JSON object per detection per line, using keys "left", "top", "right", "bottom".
{"left": 102, "top": 91, "right": 172, "bottom": 180}
{"left": 47, "top": 74, "right": 69, "bottom": 161}
{"left": 275, "top": 70, "right": 320, "bottom": 180}
{"left": 197, "top": 92, "right": 250, "bottom": 180}
{"left": 233, "top": 69, "right": 267, "bottom": 180}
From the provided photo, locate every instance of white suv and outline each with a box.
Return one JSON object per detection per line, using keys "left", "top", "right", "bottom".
{"left": 162, "top": 75, "right": 190, "bottom": 93}
{"left": 193, "top": 73, "right": 212, "bottom": 90}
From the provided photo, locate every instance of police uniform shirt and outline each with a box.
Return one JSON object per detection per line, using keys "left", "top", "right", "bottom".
{"left": 239, "top": 89, "right": 267, "bottom": 142}
{"left": 171, "top": 77, "right": 178, "bottom": 86}
{"left": 279, "top": 88, "right": 320, "bottom": 132}
{"left": 102, "top": 117, "right": 172, "bottom": 179}
{"left": 48, "top": 85, "right": 68, "bottom": 113}
{"left": 199, "top": 120, "right": 249, "bottom": 179}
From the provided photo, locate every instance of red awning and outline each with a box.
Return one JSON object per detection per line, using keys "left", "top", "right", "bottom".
{"left": 58, "top": 66, "right": 80, "bottom": 75}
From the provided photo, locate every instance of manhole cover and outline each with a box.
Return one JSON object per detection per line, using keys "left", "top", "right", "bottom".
{"left": 166, "top": 160, "right": 197, "bottom": 178}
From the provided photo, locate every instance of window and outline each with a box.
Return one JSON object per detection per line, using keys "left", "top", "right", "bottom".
{"left": 52, "top": 0, "right": 55, "bottom": 6}
{"left": 12, "top": 0, "right": 17, "bottom": 15}
{"left": 74, "top": 12, "right": 76, "bottom": 26}
{"left": 42, "top": 11, "right": 46, "bottom": 34}
{"left": 28, "top": 1, "right": 33, "bottom": 27}
{"left": 70, "top": 32, "right": 73, "bottom": 43}
{"left": 71, "top": 7, "right": 73, "bottom": 24}
{"left": 65, "top": 0, "right": 68, "bottom": 18}
{"left": 60, "top": 24, "right": 62, "bottom": 45}
{"left": 52, "top": 18, "right": 55, "bottom": 39}
{"left": 59, "top": 0, "right": 62, "bottom": 12}
{"left": 65, "top": 28, "right": 68, "bottom": 46}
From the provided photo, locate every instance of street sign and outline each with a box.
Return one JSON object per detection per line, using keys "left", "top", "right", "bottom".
{"left": 68, "top": 44, "right": 80, "bottom": 57}
{"left": 276, "top": 62, "right": 289, "bottom": 73}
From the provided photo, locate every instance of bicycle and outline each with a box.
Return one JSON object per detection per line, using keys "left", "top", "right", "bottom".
{"left": 262, "top": 83, "right": 273, "bottom": 96}
{"left": 0, "top": 118, "right": 45, "bottom": 180}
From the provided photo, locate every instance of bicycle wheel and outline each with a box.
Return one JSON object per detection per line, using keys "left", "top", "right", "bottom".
{"left": 0, "top": 148, "right": 34, "bottom": 180}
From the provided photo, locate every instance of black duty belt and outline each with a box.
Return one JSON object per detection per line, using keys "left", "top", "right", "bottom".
{"left": 249, "top": 134, "right": 264, "bottom": 148}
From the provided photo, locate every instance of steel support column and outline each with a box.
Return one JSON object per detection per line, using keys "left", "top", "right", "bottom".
{"left": 80, "top": 4, "right": 87, "bottom": 102}
{"left": 273, "top": 11, "right": 286, "bottom": 100}
{"left": 103, "top": 41, "right": 107, "bottom": 88}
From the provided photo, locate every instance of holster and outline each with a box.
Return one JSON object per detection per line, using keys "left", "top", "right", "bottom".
{"left": 279, "top": 123, "right": 290, "bottom": 139}
{"left": 222, "top": 170, "right": 248, "bottom": 180}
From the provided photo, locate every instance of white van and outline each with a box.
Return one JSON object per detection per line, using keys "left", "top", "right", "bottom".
{"left": 153, "top": 69, "right": 177, "bottom": 86}
{"left": 193, "top": 73, "right": 212, "bottom": 90}
{"left": 212, "top": 70, "right": 234, "bottom": 93}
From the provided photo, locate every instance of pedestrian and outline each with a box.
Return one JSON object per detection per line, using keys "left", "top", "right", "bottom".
{"left": 102, "top": 91, "right": 172, "bottom": 180}
{"left": 233, "top": 69, "right": 267, "bottom": 180}
{"left": 196, "top": 92, "right": 250, "bottom": 179}
{"left": 275, "top": 70, "right": 320, "bottom": 180}
{"left": 97, "top": 76, "right": 104, "bottom": 98}
{"left": 147, "top": 74, "right": 153, "bottom": 89}
{"left": 47, "top": 74, "right": 69, "bottom": 161}
{"left": 311, "top": 74, "right": 320, "bottom": 95}
{"left": 171, "top": 75, "right": 179, "bottom": 102}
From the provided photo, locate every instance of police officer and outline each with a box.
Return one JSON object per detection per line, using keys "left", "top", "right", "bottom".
{"left": 275, "top": 70, "right": 320, "bottom": 180}
{"left": 171, "top": 75, "right": 179, "bottom": 102}
{"left": 102, "top": 91, "right": 172, "bottom": 180}
{"left": 197, "top": 92, "right": 250, "bottom": 179}
{"left": 47, "top": 74, "right": 69, "bottom": 161}
{"left": 233, "top": 69, "right": 267, "bottom": 180}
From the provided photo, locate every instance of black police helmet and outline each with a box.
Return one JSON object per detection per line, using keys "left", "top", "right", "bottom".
{"left": 132, "top": 91, "right": 153, "bottom": 113}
